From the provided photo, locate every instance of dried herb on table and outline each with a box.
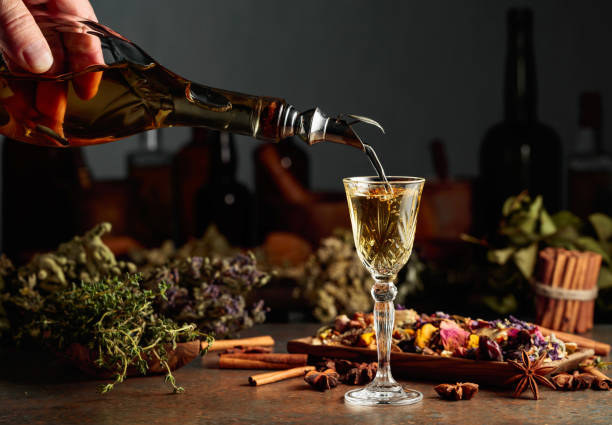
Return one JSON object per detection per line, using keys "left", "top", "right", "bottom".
{"left": 11, "top": 223, "right": 136, "bottom": 294}
{"left": 293, "top": 230, "right": 423, "bottom": 322}
{"left": 434, "top": 383, "right": 479, "bottom": 401}
{"left": 143, "top": 253, "right": 269, "bottom": 339}
{"left": 7, "top": 274, "right": 210, "bottom": 393}
{"left": 129, "top": 225, "right": 238, "bottom": 271}
{"left": 304, "top": 369, "right": 339, "bottom": 391}
{"left": 505, "top": 350, "right": 557, "bottom": 399}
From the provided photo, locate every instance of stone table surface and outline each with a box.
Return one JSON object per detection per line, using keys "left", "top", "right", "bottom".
{"left": 1, "top": 323, "right": 611, "bottom": 425}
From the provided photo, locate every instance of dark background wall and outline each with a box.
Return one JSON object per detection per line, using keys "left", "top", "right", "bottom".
{"left": 1, "top": 0, "right": 611, "bottom": 244}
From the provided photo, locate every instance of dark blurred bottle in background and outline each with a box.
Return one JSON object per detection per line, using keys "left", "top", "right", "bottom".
{"left": 2, "top": 140, "right": 90, "bottom": 261}
{"left": 479, "top": 8, "right": 562, "bottom": 235}
{"left": 254, "top": 137, "right": 310, "bottom": 243}
{"left": 568, "top": 92, "right": 612, "bottom": 218}
{"left": 194, "top": 132, "right": 253, "bottom": 246}
{"left": 127, "top": 129, "right": 174, "bottom": 245}
{"left": 173, "top": 128, "right": 215, "bottom": 243}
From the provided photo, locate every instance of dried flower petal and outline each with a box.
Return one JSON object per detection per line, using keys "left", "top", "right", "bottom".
{"left": 439, "top": 320, "right": 469, "bottom": 352}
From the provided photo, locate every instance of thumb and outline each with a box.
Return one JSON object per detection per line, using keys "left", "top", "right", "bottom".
{"left": 0, "top": 0, "right": 53, "bottom": 73}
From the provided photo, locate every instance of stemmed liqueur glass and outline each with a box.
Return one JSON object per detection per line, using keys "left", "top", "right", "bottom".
{"left": 343, "top": 176, "right": 425, "bottom": 406}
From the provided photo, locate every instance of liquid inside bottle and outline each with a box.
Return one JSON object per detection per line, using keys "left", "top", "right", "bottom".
{"left": 0, "top": 10, "right": 294, "bottom": 148}
{"left": 0, "top": 60, "right": 289, "bottom": 148}
{"left": 0, "top": 9, "right": 375, "bottom": 153}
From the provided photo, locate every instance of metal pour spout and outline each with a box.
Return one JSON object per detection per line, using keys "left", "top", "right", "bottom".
{"left": 286, "top": 107, "right": 384, "bottom": 151}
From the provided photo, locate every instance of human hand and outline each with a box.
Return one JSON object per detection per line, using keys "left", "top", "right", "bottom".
{"left": 0, "top": 0, "right": 103, "bottom": 145}
{"left": 0, "top": 0, "right": 100, "bottom": 74}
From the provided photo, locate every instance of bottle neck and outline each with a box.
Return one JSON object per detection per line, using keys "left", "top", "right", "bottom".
{"left": 577, "top": 92, "right": 603, "bottom": 153}
{"left": 211, "top": 132, "right": 237, "bottom": 181}
{"left": 141, "top": 130, "right": 161, "bottom": 152}
{"left": 504, "top": 10, "right": 537, "bottom": 124}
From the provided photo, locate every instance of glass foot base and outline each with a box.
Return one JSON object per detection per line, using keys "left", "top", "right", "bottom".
{"left": 344, "top": 384, "right": 423, "bottom": 406}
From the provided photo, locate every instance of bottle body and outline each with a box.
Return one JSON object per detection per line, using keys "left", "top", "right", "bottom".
{"left": 194, "top": 131, "right": 253, "bottom": 246}
{"left": 254, "top": 137, "right": 310, "bottom": 242}
{"left": 127, "top": 130, "right": 174, "bottom": 245}
{"left": 568, "top": 92, "right": 612, "bottom": 217}
{"left": 478, "top": 8, "right": 562, "bottom": 234}
{"left": 480, "top": 122, "right": 562, "bottom": 230}
{"left": 0, "top": 60, "right": 291, "bottom": 148}
{"left": 0, "top": 9, "right": 372, "bottom": 151}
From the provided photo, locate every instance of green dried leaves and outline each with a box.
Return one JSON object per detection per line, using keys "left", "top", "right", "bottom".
{"left": 467, "top": 191, "right": 612, "bottom": 314}
{"left": 0, "top": 224, "right": 214, "bottom": 393}
{"left": 11, "top": 223, "right": 136, "bottom": 295}
{"left": 20, "top": 274, "right": 208, "bottom": 393}
{"left": 294, "top": 229, "right": 423, "bottom": 322}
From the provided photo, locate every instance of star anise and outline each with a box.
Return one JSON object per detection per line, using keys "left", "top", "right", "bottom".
{"left": 304, "top": 369, "right": 339, "bottom": 391}
{"left": 314, "top": 358, "right": 378, "bottom": 385}
{"left": 505, "top": 350, "right": 557, "bottom": 400}
{"left": 434, "top": 382, "right": 479, "bottom": 401}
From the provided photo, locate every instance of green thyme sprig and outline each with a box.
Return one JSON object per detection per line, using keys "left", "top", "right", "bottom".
{"left": 16, "top": 274, "right": 211, "bottom": 393}
{"left": 588, "top": 356, "right": 612, "bottom": 371}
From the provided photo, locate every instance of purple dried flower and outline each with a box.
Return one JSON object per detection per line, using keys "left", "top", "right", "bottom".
{"left": 478, "top": 336, "right": 503, "bottom": 361}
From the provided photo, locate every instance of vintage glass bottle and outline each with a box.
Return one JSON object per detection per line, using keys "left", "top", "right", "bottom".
{"left": 479, "top": 8, "right": 562, "bottom": 234}
{"left": 0, "top": 8, "right": 367, "bottom": 151}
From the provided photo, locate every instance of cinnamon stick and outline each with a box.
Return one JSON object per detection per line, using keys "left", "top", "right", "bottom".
{"left": 220, "top": 353, "right": 308, "bottom": 365}
{"left": 576, "top": 253, "right": 601, "bottom": 334}
{"left": 563, "top": 253, "right": 588, "bottom": 333}
{"left": 248, "top": 366, "right": 315, "bottom": 386}
{"left": 202, "top": 336, "right": 275, "bottom": 352}
{"left": 587, "top": 253, "right": 602, "bottom": 330}
{"left": 538, "top": 326, "right": 611, "bottom": 356}
{"left": 552, "top": 253, "right": 577, "bottom": 330}
{"left": 218, "top": 357, "right": 303, "bottom": 370}
{"left": 535, "top": 248, "right": 555, "bottom": 324}
{"left": 540, "top": 250, "right": 567, "bottom": 328}
{"left": 579, "top": 358, "right": 611, "bottom": 390}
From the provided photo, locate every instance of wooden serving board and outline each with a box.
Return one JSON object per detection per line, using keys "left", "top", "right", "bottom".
{"left": 287, "top": 337, "right": 594, "bottom": 387}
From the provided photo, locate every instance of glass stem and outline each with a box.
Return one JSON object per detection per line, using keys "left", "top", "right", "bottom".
{"left": 371, "top": 278, "right": 398, "bottom": 387}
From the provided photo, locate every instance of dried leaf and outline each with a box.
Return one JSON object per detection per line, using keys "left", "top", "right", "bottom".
{"left": 539, "top": 209, "right": 557, "bottom": 236}
{"left": 481, "top": 294, "right": 517, "bottom": 315}
{"left": 513, "top": 243, "right": 538, "bottom": 279}
{"left": 488, "top": 247, "right": 516, "bottom": 265}
{"left": 552, "top": 210, "right": 582, "bottom": 230}
{"left": 598, "top": 267, "right": 612, "bottom": 290}
{"left": 590, "top": 213, "right": 612, "bottom": 242}
{"left": 576, "top": 237, "right": 610, "bottom": 264}
{"left": 517, "top": 195, "right": 543, "bottom": 235}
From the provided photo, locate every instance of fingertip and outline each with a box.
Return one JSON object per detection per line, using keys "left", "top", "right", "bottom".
{"left": 22, "top": 39, "right": 53, "bottom": 73}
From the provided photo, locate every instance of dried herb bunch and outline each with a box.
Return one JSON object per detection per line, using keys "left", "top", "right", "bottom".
{"left": 465, "top": 191, "right": 612, "bottom": 316}
{"left": 14, "top": 222, "right": 136, "bottom": 294}
{"left": 143, "top": 253, "right": 270, "bottom": 339}
{"left": 129, "top": 226, "right": 237, "bottom": 271}
{"left": 12, "top": 274, "right": 210, "bottom": 393}
{"left": 295, "top": 229, "right": 423, "bottom": 322}
{"left": 0, "top": 223, "right": 136, "bottom": 337}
